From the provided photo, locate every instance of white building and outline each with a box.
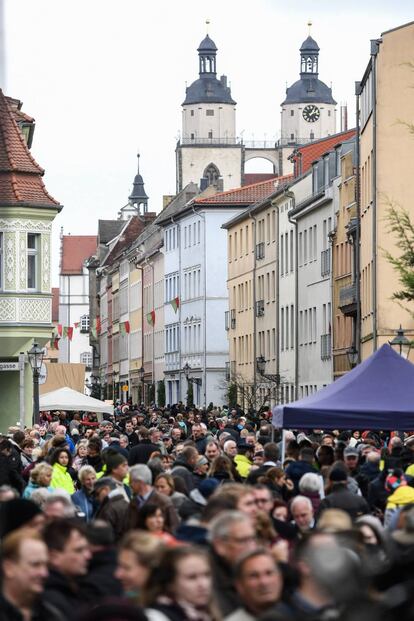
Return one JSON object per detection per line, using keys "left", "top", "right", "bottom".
{"left": 290, "top": 152, "right": 340, "bottom": 396}
{"left": 59, "top": 234, "right": 97, "bottom": 389}
{"left": 277, "top": 173, "right": 312, "bottom": 403}
{"left": 280, "top": 35, "right": 336, "bottom": 145}
{"left": 158, "top": 183, "right": 250, "bottom": 407}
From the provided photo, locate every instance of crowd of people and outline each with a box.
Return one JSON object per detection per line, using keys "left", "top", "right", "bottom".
{"left": 1, "top": 401, "right": 414, "bottom": 621}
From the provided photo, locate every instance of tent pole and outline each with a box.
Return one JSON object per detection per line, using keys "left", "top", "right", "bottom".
{"left": 281, "top": 429, "right": 286, "bottom": 464}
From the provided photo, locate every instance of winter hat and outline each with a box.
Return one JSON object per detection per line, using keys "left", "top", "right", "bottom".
{"left": 329, "top": 468, "right": 348, "bottom": 483}
{"left": 103, "top": 448, "right": 127, "bottom": 473}
{"left": 0, "top": 498, "right": 42, "bottom": 538}
{"left": 344, "top": 446, "right": 359, "bottom": 458}
{"left": 385, "top": 469, "right": 407, "bottom": 492}
{"left": 198, "top": 477, "right": 220, "bottom": 499}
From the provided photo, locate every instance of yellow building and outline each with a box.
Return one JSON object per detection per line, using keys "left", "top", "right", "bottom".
{"left": 358, "top": 21, "right": 414, "bottom": 360}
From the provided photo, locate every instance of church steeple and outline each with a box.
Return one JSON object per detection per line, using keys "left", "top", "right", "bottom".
{"left": 119, "top": 154, "right": 149, "bottom": 220}
{"left": 300, "top": 33, "right": 320, "bottom": 77}
{"left": 197, "top": 34, "right": 217, "bottom": 77}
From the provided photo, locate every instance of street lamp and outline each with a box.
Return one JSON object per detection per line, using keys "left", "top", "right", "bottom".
{"left": 27, "top": 342, "right": 44, "bottom": 425}
{"left": 346, "top": 346, "right": 359, "bottom": 369}
{"left": 389, "top": 325, "right": 412, "bottom": 358}
{"left": 183, "top": 363, "right": 202, "bottom": 386}
{"left": 138, "top": 366, "right": 145, "bottom": 404}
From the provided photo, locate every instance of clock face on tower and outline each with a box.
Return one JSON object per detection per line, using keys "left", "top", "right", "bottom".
{"left": 302, "top": 105, "right": 320, "bottom": 123}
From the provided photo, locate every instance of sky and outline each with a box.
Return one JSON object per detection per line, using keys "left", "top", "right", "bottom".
{"left": 2, "top": 0, "right": 414, "bottom": 285}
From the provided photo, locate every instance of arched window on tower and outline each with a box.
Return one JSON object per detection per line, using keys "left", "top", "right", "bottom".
{"left": 204, "top": 163, "right": 221, "bottom": 186}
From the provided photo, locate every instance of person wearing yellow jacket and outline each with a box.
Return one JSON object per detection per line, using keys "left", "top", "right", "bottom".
{"left": 384, "top": 469, "right": 414, "bottom": 528}
{"left": 234, "top": 442, "right": 254, "bottom": 479}
{"left": 50, "top": 447, "right": 75, "bottom": 495}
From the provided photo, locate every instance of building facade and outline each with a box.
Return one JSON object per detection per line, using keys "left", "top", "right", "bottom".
{"left": 0, "top": 90, "right": 62, "bottom": 429}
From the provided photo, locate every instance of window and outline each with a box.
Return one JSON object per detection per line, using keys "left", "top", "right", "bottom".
{"left": 206, "top": 109, "right": 214, "bottom": 116}
{"left": 80, "top": 314, "right": 89, "bottom": 333}
{"left": 191, "top": 110, "right": 194, "bottom": 116}
{"left": 191, "top": 133, "right": 194, "bottom": 140}
{"left": 80, "top": 351, "right": 92, "bottom": 369}
{"left": 208, "top": 131, "right": 213, "bottom": 139}
{"left": 204, "top": 163, "right": 220, "bottom": 186}
{"left": 290, "top": 110, "right": 294, "bottom": 116}
{"left": 27, "top": 233, "right": 40, "bottom": 289}
{"left": 290, "top": 133, "right": 294, "bottom": 140}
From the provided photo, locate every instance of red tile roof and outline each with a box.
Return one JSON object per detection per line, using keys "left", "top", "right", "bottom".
{"left": 243, "top": 173, "right": 278, "bottom": 186}
{"left": 51, "top": 287, "right": 59, "bottom": 322}
{"left": 102, "top": 213, "right": 157, "bottom": 266}
{"left": 0, "top": 89, "right": 61, "bottom": 208}
{"left": 292, "top": 130, "right": 356, "bottom": 176}
{"left": 61, "top": 236, "right": 98, "bottom": 275}
{"left": 194, "top": 174, "right": 293, "bottom": 205}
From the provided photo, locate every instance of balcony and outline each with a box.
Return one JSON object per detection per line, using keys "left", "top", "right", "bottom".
{"left": 255, "top": 242, "right": 265, "bottom": 260}
{"left": 179, "top": 136, "right": 241, "bottom": 146}
{"left": 321, "top": 334, "right": 331, "bottom": 360}
{"left": 255, "top": 300, "right": 265, "bottom": 317}
{"left": 339, "top": 283, "right": 357, "bottom": 316}
{"left": 321, "top": 248, "right": 331, "bottom": 278}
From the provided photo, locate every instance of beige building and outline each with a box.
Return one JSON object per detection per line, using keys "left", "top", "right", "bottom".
{"left": 223, "top": 176, "right": 292, "bottom": 409}
{"left": 358, "top": 21, "right": 414, "bottom": 360}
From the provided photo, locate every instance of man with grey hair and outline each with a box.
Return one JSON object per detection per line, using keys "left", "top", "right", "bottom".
{"left": 43, "top": 493, "right": 76, "bottom": 521}
{"left": 209, "top": 510, "right": 257, "bottom": 617}
{"left": 290, "top": 495, "right": 315, "bottom": 533}
{"left": 127, "top": 464, "right": 178, "bottom": 531}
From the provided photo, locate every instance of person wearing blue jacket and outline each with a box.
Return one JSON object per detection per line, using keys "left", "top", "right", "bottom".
{"left": 71, "top": 465, "right": 97, "bottom": 522}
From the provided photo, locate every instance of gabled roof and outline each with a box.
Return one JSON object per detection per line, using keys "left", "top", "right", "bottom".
{"left": 291, "top": 129, "right": 356, "bottom": 176}
{"left": 154, "top": 183, "right": 200, "bottom": 225}
{"left": 0, "top": 89, "right": 61, "bottom": 209}
{"left": 194, "top": 174, "right": 293, "bottom": 206}
{"left": 101, "top": 214, "right": 156, "bottom": 267}
{"left": 61, "top": 236, "right": 98, "bottom": 275}
{"left": 98, "top": 220, "right": 125, "bottom": 246}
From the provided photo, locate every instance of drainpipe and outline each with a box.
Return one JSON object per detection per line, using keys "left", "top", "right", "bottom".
{"left": 286, "top": 191, "right": 298, "bottom": 399}
{"left": 371, "top": 40, "right": 380, "bottom": 351}
{"left": 144, "top": 258, "right": 155, "bottom": 401}
{"left": 191, "top": 205, "right": 207, "bottom": 408}
{"left": 355, "top": 81, "right": 362, "bottom": 363}
{"left": 249, "top": 212, "right": 257, "bottom": 408}
{"left": 270, "top": 198, "right": 280, "bottom": 406}
{"left": 171, "top": 215, "right": 182, "bottom": 404}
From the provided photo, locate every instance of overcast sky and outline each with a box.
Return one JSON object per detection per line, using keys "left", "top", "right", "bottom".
{"left": 2, "top": 0, "right": 414, "bottom": 285}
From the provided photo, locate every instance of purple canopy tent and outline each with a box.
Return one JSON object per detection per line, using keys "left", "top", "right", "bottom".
{"left": 273, "top": 344, "right": 414, "bottom": 431}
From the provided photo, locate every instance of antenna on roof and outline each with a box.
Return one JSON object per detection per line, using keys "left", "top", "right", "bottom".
{"left": 307, "top": 19, "right": 312, "bottom": 35}
{"left": 137, "top": 152, "right": 140, "bottom": 174}
{"left": 206, "top": 18, "right": 210, "bottom": 34}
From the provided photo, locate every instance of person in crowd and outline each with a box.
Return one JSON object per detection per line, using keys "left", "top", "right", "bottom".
{"left": 73, "top": 440, "right": 89, "bottom": 471}
{"left": 94, "top": 477, "right": 129, "bottom": 541}
{"left": 0, "top": 498, "right": 45, "bottom": 538}
{"left": 208, "top": 454, "right": 235, "bottom": 482}
{"left": 115, "top": 531, "right": 165, "bottom": 603}
{"left": 285, "top": 447, "right": 319, "bottom": 493}
{"left": 43, "top": 519, "right": 92, "bottom": 620}
{"left": 234, "top": 441, "right": 254, "bottom": 479}
{"left": 225, "top": 549, "right": 286, "bottom": 621}
{"left": 103, "top": 450, "right": 130, "bottom": 501}
{"left": 247, "top": 443, "right": 281, "bottom": 484}
{"left": 171, "top": 446, "right": 199, "bottom": 492}
{"left": 50, "top": 447, "right": 75, "bottom": 494}
{"left": 86, "top": 438, "right": 104, "bottom": 473}
{"left": 144, "top": 546, "right": 219, "bottom": 621}
{"left": 298, "top": 472, "right": 324, "bottom": 514}
{"left": 128, "top": 464, "right": 179, "bottom": 531}
{"left": 81, "top": 520, "right": 123, "bottom": 601}
{"left": 0, "top": 485, "right": 18, "bottom": 502}
{"left": 0, "top": 439, "right": 25, "bottom": 494}
{"left": 23, "top": 462, "right": 54, "bottom": 499}
{"left": 72, "top": 465, "right": 97, "bottom": 522}
{"left": 43, "top": 493, "right": 77, "bottom": 521}
{"left": 290, "top": 495, "right": 316, "bottom": 534}
{"left": 318, "top": 468, "right": 370, "bottom": 520}
{"left": 205, "top": 440, "right": 221, "bottom": 463}
{"left": 209, "top": 510, "right": 257, "bottom": 616}
{"left": 0, "top": 528, "right": 63, "bottom": 620}
{"left": 133, "top": 504, "right": 177, "bottom": 545}
{"left": 128, "top": 428, "right": 160, "bottom": 465}
{"left": 154, "top": 473, "right": 187, "bottom": 511}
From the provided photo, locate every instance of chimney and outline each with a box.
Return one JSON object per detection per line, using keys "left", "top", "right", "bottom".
{"left": 340, "top": 103, "right": 348, "bottom": 132}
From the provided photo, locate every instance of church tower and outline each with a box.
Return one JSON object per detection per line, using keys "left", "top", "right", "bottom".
{"left": 119, "top": 154, "right": 149, "bottom": 220}
{"left": 281, "top": 30, "right": 336, "bottom": 145}
{"left": 176, "top": 32, "right": 242, "bottom": 193}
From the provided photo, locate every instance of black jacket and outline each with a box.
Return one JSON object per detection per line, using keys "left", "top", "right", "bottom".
{"left": 318, "top": 483, "right": 369, "bottom": 520}
{"left": 128, "top": 440, "right": 159, "bottom": 465}
{"left": 209, "top": 549, "right": 241, "bottom": 617}
{"left": 0, "top": 593, "right": 65, "bottom": 621}
{"left": 79, "top": 548, "right": 123, "bottom": 601}
{"left": 43, "top": 569, "right": 84, "bottom": 621}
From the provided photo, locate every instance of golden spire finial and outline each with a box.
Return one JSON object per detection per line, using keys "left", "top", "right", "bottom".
{"left": 206, "top": 19, "right": 210, "bottom": 34}
{"left": 308, "top": 19, "right": 312, "bottom": 35}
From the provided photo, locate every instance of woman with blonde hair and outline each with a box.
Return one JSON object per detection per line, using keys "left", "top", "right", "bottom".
{"left": 115, "top": 531, "right": 165, "bottom": 602}
{"left": 23, "top": 462, "right": 53, "bottom": 499}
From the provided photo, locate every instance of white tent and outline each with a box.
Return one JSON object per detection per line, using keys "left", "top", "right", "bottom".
{"left": 39, "top": 387, "right": 113, "bottom": 416}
